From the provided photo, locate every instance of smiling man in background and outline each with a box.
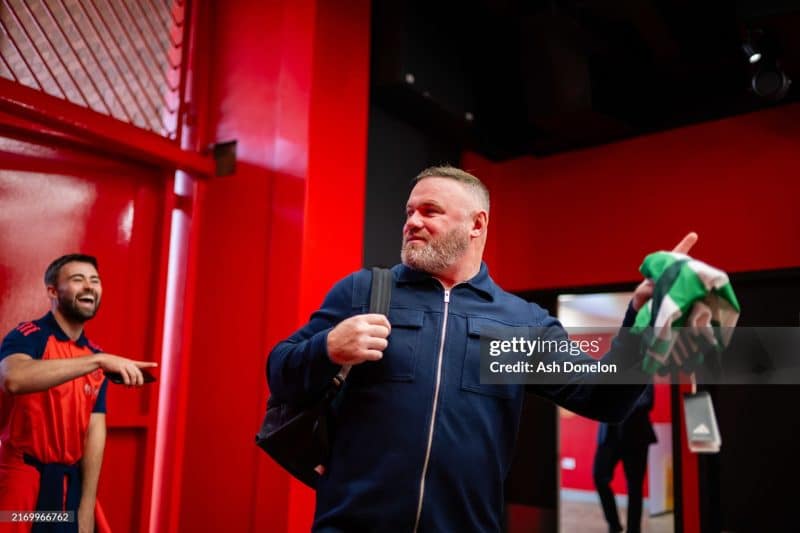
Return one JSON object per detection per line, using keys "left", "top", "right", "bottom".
{"left": 0, "top": 254, "right": 157, "bottom": 533}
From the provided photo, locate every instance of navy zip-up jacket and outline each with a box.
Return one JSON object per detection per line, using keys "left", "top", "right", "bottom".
{"left": 268, "top": 263, "right": 645, "bottom": 532}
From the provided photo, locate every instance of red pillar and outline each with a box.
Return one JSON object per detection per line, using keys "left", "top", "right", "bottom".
{"left": 149, "top": 0, "right": 371, "bottom": 531}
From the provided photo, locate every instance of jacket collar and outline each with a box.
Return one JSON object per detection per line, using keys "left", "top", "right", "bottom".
{"left": 396, "top": 262, "right": 496, "bottom": 301}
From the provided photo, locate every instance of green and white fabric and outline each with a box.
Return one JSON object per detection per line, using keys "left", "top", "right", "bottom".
{"left": 632, "top": 252, "right": 741, "bottom": 375}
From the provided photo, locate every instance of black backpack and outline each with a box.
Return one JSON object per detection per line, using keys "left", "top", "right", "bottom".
{"left": 255, "top": 267, "right": 392, "bottom": 488}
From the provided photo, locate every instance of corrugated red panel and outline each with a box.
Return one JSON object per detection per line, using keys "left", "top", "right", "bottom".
{"left": 0, "top": 0, "right": 187, "bottom": 139}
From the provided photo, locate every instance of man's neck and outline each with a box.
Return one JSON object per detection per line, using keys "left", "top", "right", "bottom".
{"left": 433, "top": 262, "right": 481, "bottom": 291}
{"left": 51, "top": 308, "right": 85, "bottom": 341}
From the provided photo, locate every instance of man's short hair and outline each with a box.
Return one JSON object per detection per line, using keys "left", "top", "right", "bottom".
{"left": 413, "top": 165, "right": 490, "bottom": 212}
{"left": 44, "top": 254, "right": 99, "bottom": 286}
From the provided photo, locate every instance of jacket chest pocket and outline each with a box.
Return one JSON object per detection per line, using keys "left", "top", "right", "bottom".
{"left": 462, "top": 316, "right": 521, "bottom": 400}
{"left": 353, "top": 308, "right": 423, "bottom": 383}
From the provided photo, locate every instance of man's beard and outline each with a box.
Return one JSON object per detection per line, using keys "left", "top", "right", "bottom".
{"left": 401, "top": 224, "right": 470, "bottom": 274}
{"left": 58, "top": 290, "right": 100, "bottom": 323}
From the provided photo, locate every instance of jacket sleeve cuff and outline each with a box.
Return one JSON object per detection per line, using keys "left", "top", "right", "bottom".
{"left": 307, "top": 328, "right": 342, "bottom": 392}
{"left": 622, "top": 302, "right": 639, "bottom": 328}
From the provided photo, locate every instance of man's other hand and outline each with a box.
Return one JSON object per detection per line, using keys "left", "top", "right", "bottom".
{"left": 632, "top": 232, "right": 698, "bottom": 311}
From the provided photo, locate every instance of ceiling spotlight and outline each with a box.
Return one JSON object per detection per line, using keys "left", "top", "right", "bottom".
{"left": 742, "top": 43, "right": 761, "bottom": 64}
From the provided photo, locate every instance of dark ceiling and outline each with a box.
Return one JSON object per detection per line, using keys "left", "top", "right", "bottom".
{"left": 370, "top": 0, "right": 800, "bottom": 159}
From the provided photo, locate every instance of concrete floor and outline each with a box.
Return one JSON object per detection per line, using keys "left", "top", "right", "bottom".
{"left": 561, "top": 499, "right": 674, "bottom": 533}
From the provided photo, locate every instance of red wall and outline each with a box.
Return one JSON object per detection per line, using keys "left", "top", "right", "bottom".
{"left": 161, "top": 1, "right": 372, "bottom": 532}
{"left": 0, "top": 1, "right": 370, "bottom": 531}
{"left": 468, "top": 104, "right": 800, "bottom": 292}
{"left": 465, "top": 104, "right": 800, "bottom": 533}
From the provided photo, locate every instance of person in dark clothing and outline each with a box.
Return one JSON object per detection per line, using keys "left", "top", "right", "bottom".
{"left": 268, "top": 165, "right": 696, "bottom": 531}
{"left": 594, "top": 383, "right": 658, "bottom": 533}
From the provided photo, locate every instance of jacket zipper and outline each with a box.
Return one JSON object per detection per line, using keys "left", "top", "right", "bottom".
{"left": 413, "top": 288, "right": 450, "bottom": 532}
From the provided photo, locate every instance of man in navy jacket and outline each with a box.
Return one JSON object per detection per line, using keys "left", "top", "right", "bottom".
{"left": 268, "top": 166, "right": 696, "bottom": 532}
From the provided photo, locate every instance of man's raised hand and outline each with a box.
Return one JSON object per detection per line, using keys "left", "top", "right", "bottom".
{"left": 632, "top": 232, "right": 699, "bottom": 311}
{"left": 671, "top": 231, "right": 698, "bottom": 255}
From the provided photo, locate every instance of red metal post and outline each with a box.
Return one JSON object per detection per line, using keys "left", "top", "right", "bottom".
{"left": 0, "top": 77, "right": 214, "bottom": 176}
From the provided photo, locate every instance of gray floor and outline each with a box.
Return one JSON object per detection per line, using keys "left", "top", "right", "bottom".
{"left": 561, "top": 500, "right": 674, "bottom": 533}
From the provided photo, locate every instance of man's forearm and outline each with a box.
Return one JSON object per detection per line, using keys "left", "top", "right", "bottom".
{"left": 0, "top": 353, "right": 103, "bottom": 394}
{"left": 268, "top": 329, "right": 341, "bottom": 404}
{"left": 531, "top": 312, "right": 648, "bottom": 423}
{"left": 80, "top": 414, "right": 106, "bottom": 521}
{"left": 267, "top": 273, "right": 357, "bottom": 404}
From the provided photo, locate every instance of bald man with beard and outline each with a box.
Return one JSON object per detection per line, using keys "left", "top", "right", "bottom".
{"left": 268, "top": 166, "right": 696, "bottom": 532}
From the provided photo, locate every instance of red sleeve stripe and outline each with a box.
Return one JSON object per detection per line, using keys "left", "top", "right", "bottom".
{"left": 16, "top": 322, "right": 40, "bottom": 336}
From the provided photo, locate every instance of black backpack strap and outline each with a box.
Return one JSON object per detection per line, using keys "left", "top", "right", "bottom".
{"left": 335, "top": 267, "right": 392, "bottom": 383}
{"left": 369, "top": 267, "right": 392, "bottom": 316}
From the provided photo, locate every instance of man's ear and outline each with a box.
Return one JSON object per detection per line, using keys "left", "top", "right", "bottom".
{"left": 470, "top": 210, "right": 488, "bottom": 237}
{"left": 46, "top": 285, "right": 57, "bottom": 300}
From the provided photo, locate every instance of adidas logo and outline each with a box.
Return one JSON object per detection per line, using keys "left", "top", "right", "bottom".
{"left": 692, "top": 423, "right": 710, "bottom": 435}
